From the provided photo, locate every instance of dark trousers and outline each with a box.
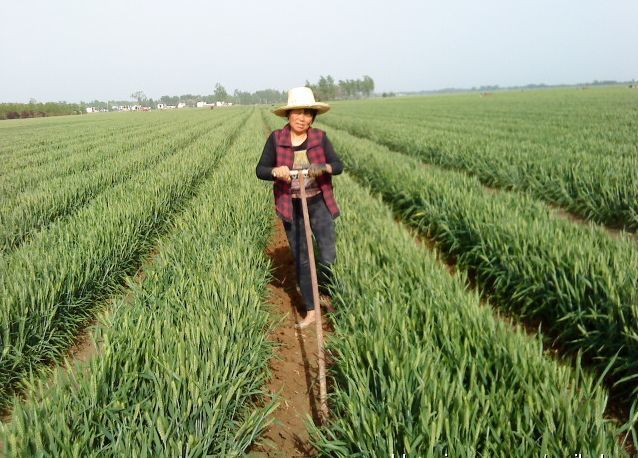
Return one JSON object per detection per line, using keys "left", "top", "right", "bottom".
{"left": 283, "top": 195, "right": 336, "bottom": 311}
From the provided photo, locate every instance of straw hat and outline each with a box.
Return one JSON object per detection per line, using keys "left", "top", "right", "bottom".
{"left": 272, "top": 87, "right": 330, "bottom": 117}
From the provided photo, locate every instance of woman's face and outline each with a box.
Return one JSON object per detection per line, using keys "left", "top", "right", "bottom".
{"left": 288, "top": 109, "right": 314, "bottom": 135}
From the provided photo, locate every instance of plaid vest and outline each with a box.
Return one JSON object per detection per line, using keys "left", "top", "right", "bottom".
{"left": 273, "top": 124, "right": 341, "bottom": 222}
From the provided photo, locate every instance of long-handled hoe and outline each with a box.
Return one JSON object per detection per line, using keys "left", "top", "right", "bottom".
{"left": 289, "top": 169, "right": 329, "bottom": 422}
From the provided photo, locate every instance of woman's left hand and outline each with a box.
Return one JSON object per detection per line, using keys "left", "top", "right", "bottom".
{"left": 308, "top": 163, "right": 332, "bottom": 177}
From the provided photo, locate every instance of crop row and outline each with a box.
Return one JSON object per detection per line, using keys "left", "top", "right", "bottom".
{"left": 259, "top": 109, "right": 632, "bottom": 451}
{"left": 321, "top": 97, "right": 638, "bottom": 231}
{"left": 0, "top": 117, "right": 112, "bottom": 157}
{"left": 1, "top": 112, "right": 276, "bottom": 455}
{"left": 0, "top": 113, "right": 237, "bottom": 254}
{"left": 0, "top": 116, "right": 162, "bottom": 176}
{"left": 0, "top": 116, "right": 192, "bottom": 198}
{"left": 335, "top": 110, "right": 637, "bottom": 159}
{"left": 328, "top": 88, "right": 637, "bottom": 156}
{"left": 318, "top": 122, "right": 638, "bottom": 405}
{"left": 0, "top": 109, "right": 250, "bottom": 410}
{"left": 1, "top": 111, "right": 234, "bottom": 189}
{"left": 307, "top": 171, "right": 625, "bottom": 455}
{"left": 0, "top": 111, "right": 180, "bottom": 160}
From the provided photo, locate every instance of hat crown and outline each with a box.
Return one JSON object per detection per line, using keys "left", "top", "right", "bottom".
{"left": 287, "top": 87, "right": 317, "bottom": 106}
{"left": 272, "top": 86, "right": 330, "bottom": 117}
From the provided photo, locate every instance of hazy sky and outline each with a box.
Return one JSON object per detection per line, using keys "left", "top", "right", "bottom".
{"left": 1, "top": 0, "right": 636, "bottom": 102}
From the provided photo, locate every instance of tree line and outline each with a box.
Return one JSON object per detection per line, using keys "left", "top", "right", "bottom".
{"left": 106, "top": 85, "right": 289, "bottom": 110}
{"left": 0, "top": 75, "right": 376, "bottom": 120}
{"left": 305, "top": 75, "right": 375, "bottom": 101}
{"left": 0, "top": 101, "right": 83, "bottom": 120}
{"left": 150, "top": 76, "right": 376, "bottom": 107}
{"left": 94, "top": 75, "right": 376, "bottom": 111}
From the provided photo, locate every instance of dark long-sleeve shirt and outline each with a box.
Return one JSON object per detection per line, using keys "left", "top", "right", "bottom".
{"left": 256, "top": 132, "right": 344, "bottom": 180}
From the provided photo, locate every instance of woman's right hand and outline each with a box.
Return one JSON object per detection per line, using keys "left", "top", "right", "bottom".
{"left": 272, "top": 166, "right": 291, "bottom": 181}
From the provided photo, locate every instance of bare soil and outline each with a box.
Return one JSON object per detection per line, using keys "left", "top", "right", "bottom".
{"left": 250, "top": 218, "right": 333, "bottom": 457}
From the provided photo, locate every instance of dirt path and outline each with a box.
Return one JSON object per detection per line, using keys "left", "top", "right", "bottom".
{"left": 251, "top": 218, "right": 333, "bottom": 457}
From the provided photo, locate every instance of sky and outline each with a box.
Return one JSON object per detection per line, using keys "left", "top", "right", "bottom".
{"left": 1, "top": 0, "right": 637, "bottom": 103}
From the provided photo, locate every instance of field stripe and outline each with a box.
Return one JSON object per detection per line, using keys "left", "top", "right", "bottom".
{"left": 0, "top": 120, "right": 158, "bottom": 176}
{"left": 307, "top": 171, "right": 626, "bottom": 455}
{"left": 0, "top": 119, "right": 182, "bottom": 196}
{"left": 320, "top": 104, "right": 638, "bottom": 231}
{"left": 0, "top": 113, "right": 239, "bottom": 254}
{"left": 1, "top": 111, "right": 278, "bottom": 455}
{"left": 316, "top": 119, "right": 638, "bottom": 408}
{"left": 0, "top": 109, "right": 250, "bottom": 410}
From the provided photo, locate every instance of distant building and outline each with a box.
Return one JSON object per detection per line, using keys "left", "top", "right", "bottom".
{"left": 157, "top": 103, "right": 166, "bottom": 109}
{"left": 177, "top": 102, "right": 186, "bottom": 109}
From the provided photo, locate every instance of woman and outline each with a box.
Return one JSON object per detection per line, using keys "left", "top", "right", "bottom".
{"left": 256, "top": 87, "right": 343, "bottom": 329}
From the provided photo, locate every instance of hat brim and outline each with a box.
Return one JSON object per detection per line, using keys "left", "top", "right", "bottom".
{"left": 272, "top": 103, "right": 330, "bottom": 117}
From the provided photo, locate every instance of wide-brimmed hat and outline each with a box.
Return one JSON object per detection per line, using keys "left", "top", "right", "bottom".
{"left": 273, "top": 87, "right": 330, "bottom": 117}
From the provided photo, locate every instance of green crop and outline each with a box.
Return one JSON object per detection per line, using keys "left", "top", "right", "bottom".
{"left": 2, "top": 111, "right": 278, "bottom": 455}
{"left": 320, "top": 87, "right": 638, "bottom": 231}
{"left": 1, "top": 96, "right": 633, "bottom": 455}
{"left": 259, "top": 108, "right": 630, "bottom": 454}
{"left": 1, "top": 116, "right": 192, "bottom": 198}
{"left": 0, "top": 112, "right": 243, "bottom": 253}
{"left": 308, "top": 172, "right": 626, "bottom": 456}
{"left": 318, "top": 120, "right": 638, "bottom": 413}
{"left": 0, "top": 109, "right": 250, "bottom": 410}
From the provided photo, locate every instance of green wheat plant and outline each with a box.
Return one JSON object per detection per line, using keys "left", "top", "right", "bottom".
{"left": 308, "top": 172, "right": 626, "bottom": 456}
{"left": 320, "top": 122, "right": 638, "bottom": 409}
{"left": 1, "top": 112, "right": 278, "bottom": 455}
{"left": 0, "top": 109, "right": 249, "bottom": 411}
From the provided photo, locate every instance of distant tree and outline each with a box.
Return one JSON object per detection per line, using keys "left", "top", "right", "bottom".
{"left": 307, "top": 75, "right": 375, "bottom": 100}
{"left": 253, "top": 89, "right": 286, "bottom": 104}
{"left": 1, "top": 101, "right": 81, "bottom": 120}
{"left": 85, "top": 99, "right": 109, "bottom": 110}
{"left": 316, "top": 75, "right": 337, "bottom": 101}
{"left": 232, "top": 89, "right": 254, "bottom": 105}
{"left": 338, "top": 79, "right": 357, "bottom": 98}
{"left": 179, "top": 94, "right": 200, "bottom": 107}
{"left": 361, "top": 75, "right": 375, "bottom": 96}
{"left": 214, "top": 83, "right": 228, "bottom": 102}
{"left": 160, "top": 95, "right": 179, "bottom": 106}
{"left": 131, "top": 90, "right": 147, "bottom": 105}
